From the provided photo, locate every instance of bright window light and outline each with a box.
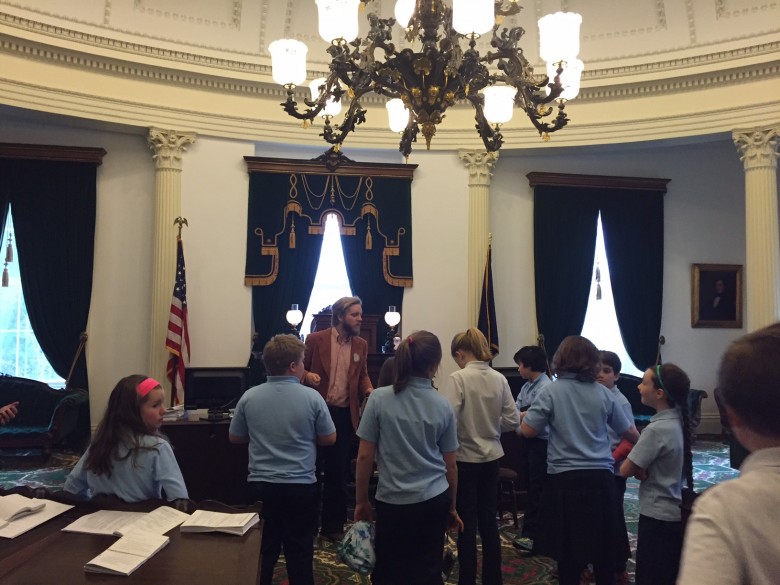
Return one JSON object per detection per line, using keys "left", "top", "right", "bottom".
{"left": 300, "top": 213, "right": 352, "bottom": 337}
{"left": 0, "top": 211, "right": 65, "bottom": 386}
{"left": 580, "top": 214, "right": 643, "bottom": 378}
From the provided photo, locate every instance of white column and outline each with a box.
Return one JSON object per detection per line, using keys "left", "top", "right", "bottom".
{"left": 732, "top": 125, "right": 780, "bottom": 331}
{"left": 147, "top": 128, "right": 196, "bottom": 388}
{"left": 458, "top": 150, "right": 498, "bottom": 327}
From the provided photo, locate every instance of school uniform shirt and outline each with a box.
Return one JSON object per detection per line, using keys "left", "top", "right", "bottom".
{"left": 515, "top": 373, "right": 551, "bottom": 440}
{"left": 64, "top": 434, "right": 188, "bottom": 502}
{"left": 229, "top": 375, "right": 336, "bottom": 484}
{"left": 606, "top": 385, "right": 635, "bottom": 474}
{"left": 440, "top": 360, "right": 520, "bottom": 463}
{"left": 357, "top": 377, "right": 458, "bottom": 505}
{"left": 627, "top": 408, "right": 683, "bottom": 521}
{"left": 677, "top": 447, "right": 780, "bottom": 585}
{"left": 523, "top": 373, "right": 633, "bottom": 474}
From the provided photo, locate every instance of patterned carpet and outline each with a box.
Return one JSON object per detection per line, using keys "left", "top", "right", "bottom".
{"left": 0, "top": 441, "right": 738, "bottom": 584}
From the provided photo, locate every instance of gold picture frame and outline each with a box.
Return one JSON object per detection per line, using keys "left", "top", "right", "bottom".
{"left": 691, "top": 263, "right": 743, "bottom": 328}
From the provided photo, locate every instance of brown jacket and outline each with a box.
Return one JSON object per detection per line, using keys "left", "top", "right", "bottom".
{"left": 303, "top": 328, "right": 372, "bottom": 430}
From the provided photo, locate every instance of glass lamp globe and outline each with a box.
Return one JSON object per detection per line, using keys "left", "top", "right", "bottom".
{"left": 483, "top": 85, "right": 516, "bottom": 124}
{"left": 546, "top": 58, "right": 584, "bottom": 101}
{"left": 315, "top": 0, "right": 361, "bottom": 43}
{"left": 286, "top": 304, "right": 304, "bottom": 328}
{"left": 269, "top": 39, "right": 308, "bottom": 86}
{"left": 453, "top": 0, "right": 494, "bottom": 37}
{"left": 386, "top": 99, "right": 410, "bottom": 133}
{"left": 538, "top": 12, "right": 582, "bottom": 64}
{"left": 309, "top": 78, "right": 342, "bottom": 117}
{"left": 384, "top": 305, "right": 401, "bottom": 327}
{"left": 394, "top": 0, "right": 416, "bottom": 29}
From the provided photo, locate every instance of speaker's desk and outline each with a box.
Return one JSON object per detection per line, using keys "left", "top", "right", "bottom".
{"left": 0, "top": 505, "right": 262, "bottom": 585}
{"left": 163, "top": 416, "right": 249, "bottom": 504}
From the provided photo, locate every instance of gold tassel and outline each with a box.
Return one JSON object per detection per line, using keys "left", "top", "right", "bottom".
{"left": 289, "top": 220, "right": 296, "bottom": 249}
{"left": 2, "top": 265, "right": 8, "bottom": 287}
{"left": 365, "top": 224, "right": 372, "bottom": 250}
{"left": 595, "top": 263, "right": 602, "bottom": 300}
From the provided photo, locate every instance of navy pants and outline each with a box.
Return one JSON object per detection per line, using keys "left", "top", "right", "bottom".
{"left": 248, "top": 481, "right": 318, "bottom": 585}
{"left": 456, "top": 459, "right": 502, "bottom": 585}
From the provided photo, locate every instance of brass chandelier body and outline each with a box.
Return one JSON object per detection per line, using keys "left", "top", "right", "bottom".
{"left": 281, "top": 0, "right": 568, "bottom": 157}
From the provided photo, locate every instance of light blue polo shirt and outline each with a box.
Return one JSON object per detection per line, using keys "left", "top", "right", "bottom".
{"left": 515, "top": 373, "right": 551, "bottom": 440}
{"left": 229, "top": 375, "right": 336, "bottom": 484}
{"left": 627, "top": 408, "right": 684, "bottom": 521}
{"left": 523, "top": 373, "right": 633, "bottom": 474}
{"left": 357, "top": 377, "right": 458, "bottom": 505}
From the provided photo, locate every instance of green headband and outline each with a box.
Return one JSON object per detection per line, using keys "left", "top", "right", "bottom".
{"left": 656, "top": 364, "right": 676, "bottom": 405}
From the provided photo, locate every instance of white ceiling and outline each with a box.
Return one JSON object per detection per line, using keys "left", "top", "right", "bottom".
{"left": 1, "top": 0, "right": 778, "bottom": 70}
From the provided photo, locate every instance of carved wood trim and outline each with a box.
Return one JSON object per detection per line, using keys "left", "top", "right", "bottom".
{"left": 244, "top": 156, "right": 417, "bottom": 179}
{"left": 0, "top": 143, "right": 107, "bottom": 164}
{"left": 526, "top": 172, "right": 670, "bottom": 192}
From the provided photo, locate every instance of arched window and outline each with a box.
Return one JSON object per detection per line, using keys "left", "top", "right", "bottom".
{"left": 580, "top": 214, "right": 642, "bottom": 376}
{"left": 300, "top": 213, "right": 353, "bottom": 337}
{"left": 0, "top": 211, "right": 65, "bottom": 385}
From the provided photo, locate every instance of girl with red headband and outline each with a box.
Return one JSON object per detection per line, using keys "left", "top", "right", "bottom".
{"left": 64, "top": 374, "right": 188, "bottom": 503}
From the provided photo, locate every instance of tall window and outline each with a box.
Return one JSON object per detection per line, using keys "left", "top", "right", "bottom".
{"left": 300, "top": 213, "right": 352, "bottom": 337}
{"left": 580, "top": 214, "right": 642, "bottom": 377}
{"left": 0, "top": 211, "right": 65, "bottom": 385}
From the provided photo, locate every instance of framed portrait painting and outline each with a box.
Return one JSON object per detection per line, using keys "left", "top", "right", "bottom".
{"left": 691, "top": 263, "right": 743, "bottom": 328}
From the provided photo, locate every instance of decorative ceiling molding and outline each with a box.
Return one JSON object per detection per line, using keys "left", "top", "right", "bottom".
{"left": 132, "top": 0, "right": 242, "bottom": 30}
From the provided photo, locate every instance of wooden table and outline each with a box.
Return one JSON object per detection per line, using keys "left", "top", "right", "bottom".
{"left": 0, "top": 505, "right": 262, "bottom": 584}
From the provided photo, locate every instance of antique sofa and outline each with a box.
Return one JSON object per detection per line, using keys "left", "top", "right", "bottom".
{"left": 0, "top": 374, "right": 90, "bottom": 454}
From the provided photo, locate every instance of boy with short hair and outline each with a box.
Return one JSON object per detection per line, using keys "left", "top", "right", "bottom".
{"left": 229, "top": 334, "right": 337, "bottom": 585}
{"left": 598, "top": 350, "right": 637, "bottom": 585}
{"left": 677, "top": 322, "right": 780, "bottom": 585}
{"left": 512, "top": 345, "right": 551, "bottom": 552}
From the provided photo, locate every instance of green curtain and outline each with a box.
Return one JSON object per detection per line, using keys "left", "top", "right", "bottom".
{"left": 600, "top": 190, "right": 664, "bottom": 369}
{"left": 533, "top": 185, "right": 599, "bottom": 358}
{"left": 0, "top": 159, "right": 96, "bottom": 390}
{"left": 246, "top": 167, "right": 413, "bottom": 349}
{"left": 247, "top": 173, "right": 322, "bottom": 347}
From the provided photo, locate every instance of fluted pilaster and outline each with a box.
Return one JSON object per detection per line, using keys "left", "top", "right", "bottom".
{"left": 458, "top": 150, "right": 498, "bottom": 327}
{"left": 733, "top": 125, "right": 780, "bottom": 331}
{"left": 147, "top": 128, "right": 196, "bottom": 390}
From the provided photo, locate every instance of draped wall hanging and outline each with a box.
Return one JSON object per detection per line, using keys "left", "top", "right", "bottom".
{"left": 244, "top": 155, "right": 417, "bottom": 348}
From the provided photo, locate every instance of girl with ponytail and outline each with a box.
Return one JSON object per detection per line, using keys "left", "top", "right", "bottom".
{"left": 354, "top": 330, "right": 463, "bottom": 585}
{"left": 620, "top": 363, "right": 692, "bottom": 585}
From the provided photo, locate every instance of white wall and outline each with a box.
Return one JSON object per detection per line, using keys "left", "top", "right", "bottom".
{"left": 0, "top": 113, "right": 770, "bottom": 435}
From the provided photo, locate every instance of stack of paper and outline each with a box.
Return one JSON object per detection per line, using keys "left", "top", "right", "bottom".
{"left": 0, "top": 493, "right": 46, "bottom": 526}
{"left": 180, "top": 510, "right": 259, "bottom": 536}
{"left": 162, "top": 405, "right": 185, "bottom": 421}
{"left": 0, "top": 495, "right": 73, "bottom": 539}
{"left": 84, "top": 530, "right": 170, "bottom": 576}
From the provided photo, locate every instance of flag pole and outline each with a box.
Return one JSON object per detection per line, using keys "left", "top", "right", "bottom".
{"left": 166, "top": 217, "right": 190, "bottom": 407}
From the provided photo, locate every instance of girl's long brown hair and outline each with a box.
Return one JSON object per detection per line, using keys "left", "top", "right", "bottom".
{"left": 84, "top": 374, "right": 163, "bottom": 476}
{"left": 393, "top": 330, "right": 442, "bottom": 394}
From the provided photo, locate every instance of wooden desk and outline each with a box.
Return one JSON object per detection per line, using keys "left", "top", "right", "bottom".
{"left": 162, "top": 418, "right": 249, "bottom": 505}
{"left": 0, "top": 509, "right": 261, "bottom": 584}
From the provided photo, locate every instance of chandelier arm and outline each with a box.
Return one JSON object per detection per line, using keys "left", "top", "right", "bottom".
{"left": 466, "top": 93, "right": 504, "bottom": 152}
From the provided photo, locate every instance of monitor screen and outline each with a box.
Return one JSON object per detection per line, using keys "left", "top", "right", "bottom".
{"left": 183, "top": 367, "right": 249, "bottom": 414}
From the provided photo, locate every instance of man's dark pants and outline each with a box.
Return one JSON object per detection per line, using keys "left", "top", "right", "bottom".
{"left": 319, "top": 405, "right": 353, "bottom": 534}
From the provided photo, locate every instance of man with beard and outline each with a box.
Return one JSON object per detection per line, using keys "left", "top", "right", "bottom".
{"left": 303, "top": 296, "right": 373, "bottom": 538}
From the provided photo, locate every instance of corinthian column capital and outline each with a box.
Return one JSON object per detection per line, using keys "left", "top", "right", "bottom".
{"left": 732, "top": 126, "right": 780, "bottom": 172}
{"left": 458, "top": 149, "right": 499, "bottom": 187}
{"left": 148, "top": 128, "right": 197, "bottom": 171}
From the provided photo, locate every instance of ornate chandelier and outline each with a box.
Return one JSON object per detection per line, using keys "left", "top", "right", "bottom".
{"left": 270, "top": 0, "right": 582, "bottom": 158}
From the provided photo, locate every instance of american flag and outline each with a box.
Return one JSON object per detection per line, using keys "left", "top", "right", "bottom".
{"left": 166, "top": 238, "right": 190, "bottom": 405}
{"left": 477, "top": 242, "right": 499, "bottom": 357}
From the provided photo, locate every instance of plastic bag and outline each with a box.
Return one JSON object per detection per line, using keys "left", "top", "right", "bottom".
{"left": 338, "top": 520, "right": 376, "bottom": 575}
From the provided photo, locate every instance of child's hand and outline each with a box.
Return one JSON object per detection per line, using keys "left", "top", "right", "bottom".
{"left": 448, "top": 509, "right": 464, "bottom": 532}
